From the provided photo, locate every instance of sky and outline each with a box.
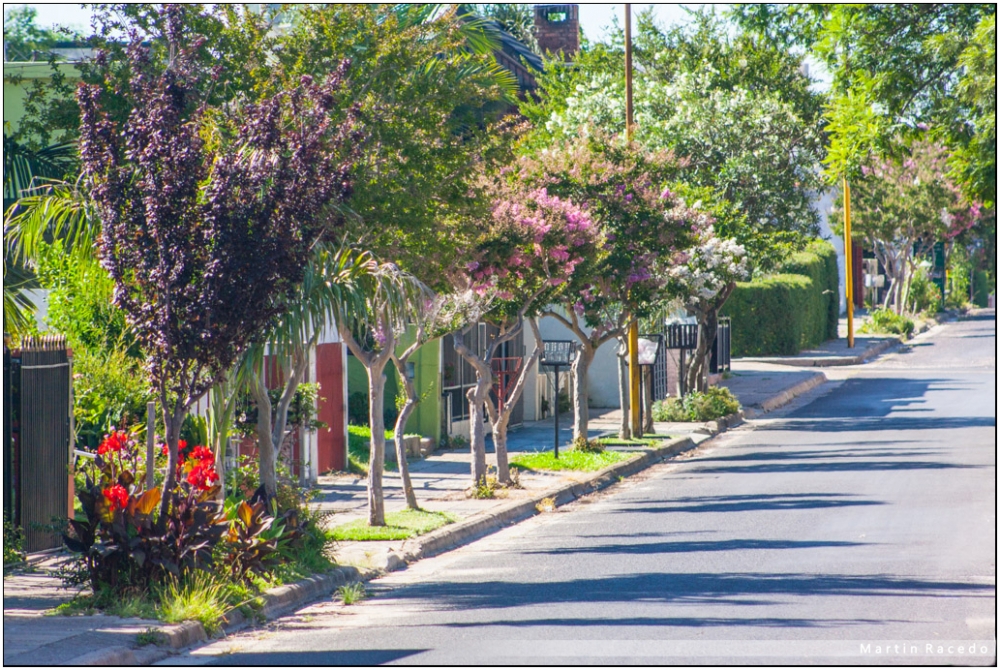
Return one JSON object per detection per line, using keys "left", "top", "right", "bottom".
{"left": 7, "top": 3, "right": 707, "bottom": 42}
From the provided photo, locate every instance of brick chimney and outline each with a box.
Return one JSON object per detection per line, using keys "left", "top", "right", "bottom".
{"left": 534, "top": 5, "right": 579, "bottom": 59}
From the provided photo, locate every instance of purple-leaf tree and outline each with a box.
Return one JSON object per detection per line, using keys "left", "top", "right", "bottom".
{"left": 452, "top": 185, "right": 599, "bottom": 486}
{"left": 77, "top": 11, "right": 357, "bottom": 516}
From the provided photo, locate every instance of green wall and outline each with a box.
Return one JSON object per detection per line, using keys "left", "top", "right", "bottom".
{"left": 345, "top": 329, "right": 442, "bottom": 444}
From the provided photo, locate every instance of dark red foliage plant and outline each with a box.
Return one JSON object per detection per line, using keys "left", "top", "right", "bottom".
{"left": 76, "top": 5, "right": 360, "bottom": 515}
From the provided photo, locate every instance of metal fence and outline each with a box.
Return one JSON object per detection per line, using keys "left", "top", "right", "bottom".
{"left": 710, "top": 317, "right": 732, "bottom": 374}
{"left": 4, "top": 336, "right": 73, "bottom": 552}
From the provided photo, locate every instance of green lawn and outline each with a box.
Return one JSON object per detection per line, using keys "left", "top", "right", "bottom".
{"left": 348, "top": 425, "right": 419, "bottom": 475}
{"left": 509, "top": 450, "right": 634, "bottom": 472}
{"left": 597, "top": 435, "right": 670, "bottom": 447}
{"left": 329, "top": 509, "right": 458, "bottom": 541}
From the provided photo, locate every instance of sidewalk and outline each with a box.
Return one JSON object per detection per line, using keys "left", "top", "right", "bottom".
{"left": 3, "top": 330, "right": 900, "bottom": 666}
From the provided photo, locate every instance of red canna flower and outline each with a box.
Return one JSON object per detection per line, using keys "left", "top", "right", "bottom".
{"left": 102, "top": 484, "right": 129, "bottom": 511}
{"left": 189, "top": 445, "right": 215, "bottom": 466}
{"left": 186, "top": 464, "right": 219, "bottom": 491}
{"left": 97, "top": 431, "right": 130, "bottom": 456}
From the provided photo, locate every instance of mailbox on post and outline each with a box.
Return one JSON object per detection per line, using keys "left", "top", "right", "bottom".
{"left": 539, "top": 340, "right": 576, "bottom": 458}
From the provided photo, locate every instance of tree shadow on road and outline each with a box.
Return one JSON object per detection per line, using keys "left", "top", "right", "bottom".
{"left": 607, "top": 492, "right": 885, "bottom": 514}
{"left": 522, "top": 538, "right": 866, "bottom": 556}
{"left": 389, "top": 572, "right": 994, "bottom": 613}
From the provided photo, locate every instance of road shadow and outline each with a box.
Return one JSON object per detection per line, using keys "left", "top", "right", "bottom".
{"left": 767, "top": 415, "right": 994, "bottom": 433}
{"left": 435, "top": 615, "right": 901, "bottom": 630}
{"left": 691, "top": 459, "right": 976, "bottom": 475}
{"left": 211, "top": 649, "right": 426, "bottom": 666}
{"left": 692, "top": 448, "right": 942, "bottom": 463}
{"left": 389, "top": 572, "right": 993, "bottom": 612}
{"left": 524, "top": 538, "right": 866, "bottom": 556}
{"left": 610, "top": 493, "right": 884, "bottom": 514}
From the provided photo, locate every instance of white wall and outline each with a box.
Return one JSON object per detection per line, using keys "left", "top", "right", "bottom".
{"left": 535, "top": 314, "right": 622, "bottom": 408}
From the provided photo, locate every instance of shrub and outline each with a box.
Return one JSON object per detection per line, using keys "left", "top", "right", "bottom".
{"left": 722, "top": 273, "right": 814, "bottom": 356}
{"left": 907, "top": 266, "right": 942, "bottom": 314}
{"left": 71, "top": 347, "right": 154, "bottom": 451}
{"left": 652, "top": 387, "right": 741, "bottom": 422}
{"left": 859, "top": 308, "right": 914, "bottom": 338}
{"left": 62, "top": 431, "right": 297, "bottom": 598}
{"left": 722, "top": 240, "right": 839, "bottom": 356}
{"left": 4, "top": 517, "right": 25, "bottom": 570}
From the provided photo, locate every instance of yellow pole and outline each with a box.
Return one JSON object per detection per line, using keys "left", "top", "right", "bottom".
{"left": 843, "top": 176, "right": 854, "bottom": 348}
{"left": 625, "top": 4, "right": 641, "bottom": 437}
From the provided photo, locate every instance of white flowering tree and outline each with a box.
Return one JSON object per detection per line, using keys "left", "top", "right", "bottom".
{"left": 667, "top": 226, "right": 750, "bottom": 393}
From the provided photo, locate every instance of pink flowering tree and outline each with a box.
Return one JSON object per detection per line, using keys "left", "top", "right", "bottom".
{"left": 515, "top": 135, "right": 701, "bottom": 440}
{"left": 666, "top": 226, "right": 750, "bottom": 393}
{"left": 833, "top": 139, "right": 984, "bottom": 314}
{"left": 452, "top": 185, "right": 599, "bottom": 486}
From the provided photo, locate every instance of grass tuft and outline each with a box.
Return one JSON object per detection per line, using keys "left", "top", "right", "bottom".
{"left": 336, "top": 582, "right": 367, "bottom": 605}
{"left": 135, "top": 628, "right": 166, "bottom": 646}
{"left": 157, "top": 572, "right": 229, "bottom": 635}
{"left": 510, "top": 450, "right": 633, "bottom": 472}
{"left": 536, "top": 497, "right": 556, "bottom": 513}
{"left": 329, "top": 509, "right": 458, "bottom": 542}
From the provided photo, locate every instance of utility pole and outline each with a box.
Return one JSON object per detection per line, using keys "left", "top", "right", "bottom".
{"left": 624, "top": 3, "right": 641, "bottom": 437}
{"left": 843, "top": 176, "right": 855, "bottom": 348}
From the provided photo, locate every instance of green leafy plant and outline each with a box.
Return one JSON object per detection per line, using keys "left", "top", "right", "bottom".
{"left": 135, "top": 628, "right": 167, "bottom": 647}
{"left": 860, "top": 308, "right": 915, "bottom": 337}
{"left": 652, "top": 387, "right": 741, "bottom": 422}
{"left": 220, "top": 500, "right": 282, "bottom": 584}
{"left": 62, "top": 431, "right": 228, "bottom": 595}
{"left": 470, "top": 474, "right": 499, "bottom": 499}
{"left": 3, "top": 517, "right": 26, "bottom": 571}
{"left": 907, "top": 266, "right": 943, "bottom": 314}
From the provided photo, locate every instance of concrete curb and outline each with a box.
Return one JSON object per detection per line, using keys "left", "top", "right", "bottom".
{"left": 744, "top": 371, "right": 827, "bottom": 417}
{"left": 738, "top": 320, "right": 947, "bottom": 368}
{"left": 393, "top": 434, "right": 699, "bottom": 566}
{"left": 64, "top": 565, "right": 365, "bottom": 666}
{"left": 388, "top": 414, "right": 747, "bottom": 568}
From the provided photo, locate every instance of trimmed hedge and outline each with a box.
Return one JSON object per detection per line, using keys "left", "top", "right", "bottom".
{"left": 721, "top": 240, "right": 840, "bottom": 357}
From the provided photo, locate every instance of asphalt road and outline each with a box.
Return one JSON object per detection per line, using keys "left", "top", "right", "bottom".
{"left": 179, "top": 316, "right": 996, "bottom": 666}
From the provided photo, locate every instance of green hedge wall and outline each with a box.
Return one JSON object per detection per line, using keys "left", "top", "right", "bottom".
{"left": 721, "top": 240, "right": 840, "bottom": 357}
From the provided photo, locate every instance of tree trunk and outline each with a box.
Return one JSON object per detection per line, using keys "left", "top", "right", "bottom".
{"left": 571, "top": 344, "right": 594, "bottom": 442}
{"left": 159, "top": 392, "right": 186, "bottom": 521}
{"left": 391, "top": 353, "right": 419, "bottom": 511}
{"left": 338, "top": 316, "right": 393, "bottom": 527}
{"left": 365, "top": 356, "right": 389, "bottom": 526}
{"left": 487, "top": 317, "right": 542, "bottom": 484}
{"left": 686, "top": 306, "right": 721, "bottom": 394}
{"left": 616, "top": 338, "right": 631, "bottom": 440}
{"left": 248, "top": 371, "right": 278, "bottom": 500}
{"left": 453, "top": 329, "right": 490, "bottom": 486}
{"left": 642, "top": 364, "right": 654, "bottom": 434}
{"left": 465, "top": 377, "right": 490, "bottom": 485}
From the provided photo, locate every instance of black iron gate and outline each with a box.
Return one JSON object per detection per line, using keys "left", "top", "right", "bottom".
{"left": 710, "top": 317, "right": 732, "bottom": 374}
{"left": 5, "top": 336, "right": 73, "bottom": 552}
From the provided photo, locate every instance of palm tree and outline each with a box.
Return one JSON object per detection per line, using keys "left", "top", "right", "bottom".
{"left": 2, "top": 133, "right": 79, "bottom": 339}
